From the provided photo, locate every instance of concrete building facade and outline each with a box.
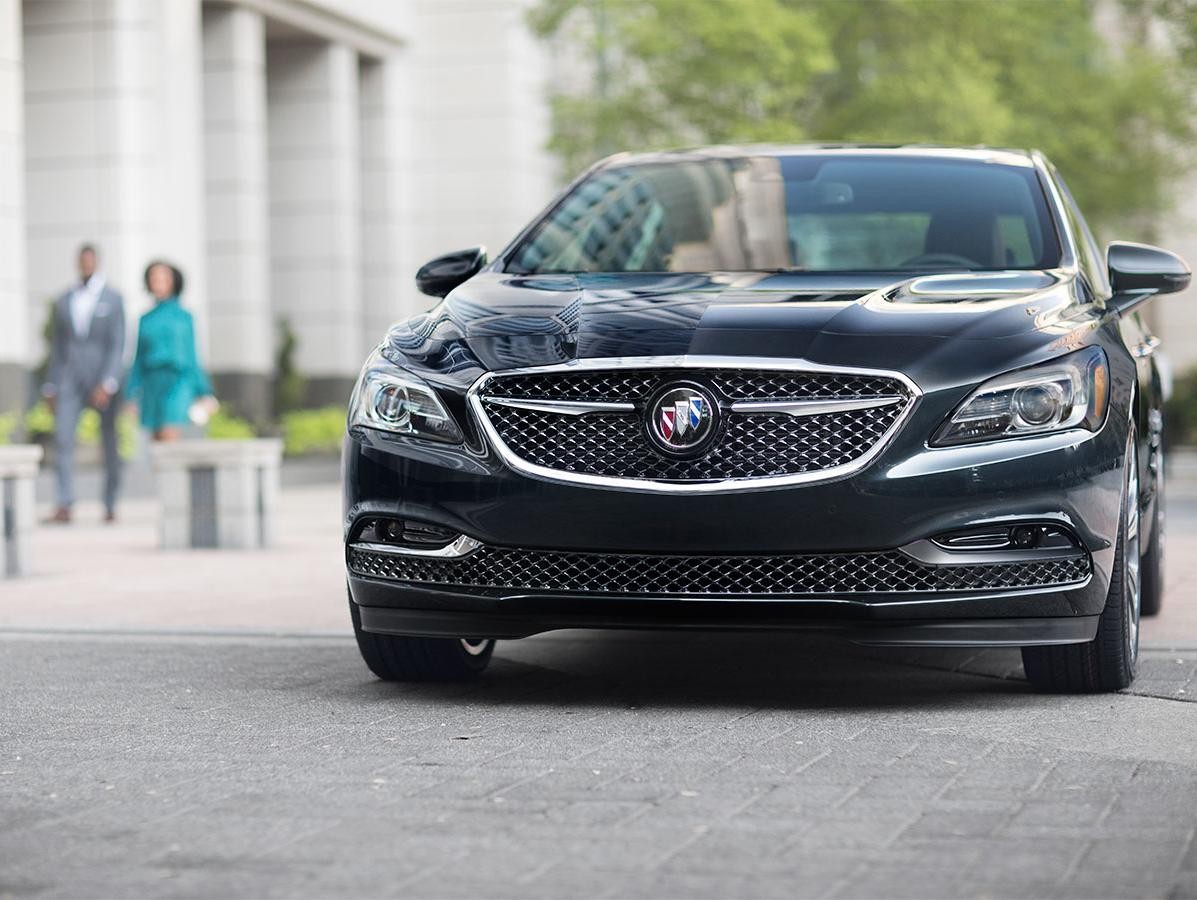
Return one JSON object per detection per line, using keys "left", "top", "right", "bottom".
{"left": 1151, "top": 174, "right": 1197, "bottom": 373}
{"left": 0, "top": 0, "right": 556, "bottom": 421}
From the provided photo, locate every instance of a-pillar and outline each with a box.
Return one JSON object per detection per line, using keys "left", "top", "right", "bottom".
{"left": 266, "top": 38, "right": 362, "bottom": 407}
{"left": 0, "top": 0, "right": 27, "bottom": 416}
{"left": 202, "top": 4, "right": 272, "bottom": 422}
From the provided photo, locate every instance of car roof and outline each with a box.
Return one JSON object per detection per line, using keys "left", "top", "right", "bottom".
{"left": 599, "top": 144, "right": 1038, "bottom": 169}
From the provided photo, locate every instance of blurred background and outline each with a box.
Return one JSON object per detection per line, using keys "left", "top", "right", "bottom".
{"left": 3, "top": 0, "right": 1197, "bottom": 459}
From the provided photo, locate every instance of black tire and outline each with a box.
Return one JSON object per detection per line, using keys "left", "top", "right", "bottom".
{"left": 349, "top": 594, "right": 494, "bottom": 681}
{"left": 1021, "top": 433, "right": 1141, "bottom": 693}
{"left": 1140, "top": 442, "right": 1165, "bottom": 617}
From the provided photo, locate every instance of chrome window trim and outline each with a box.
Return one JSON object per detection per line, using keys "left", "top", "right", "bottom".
{"left": 467, "top": 355, "right": 922, "bottom": 494}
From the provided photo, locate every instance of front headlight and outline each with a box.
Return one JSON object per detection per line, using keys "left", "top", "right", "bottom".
{"left": 931, "top": 346, "right": 1109, "bottom": 446}
{"left": 349, "top": 349, "right": 463, "bottom": 443}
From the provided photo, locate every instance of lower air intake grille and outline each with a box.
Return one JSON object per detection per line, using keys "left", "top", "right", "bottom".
{"left": 348, "top": 545, "right": 1091, "bottom": 595}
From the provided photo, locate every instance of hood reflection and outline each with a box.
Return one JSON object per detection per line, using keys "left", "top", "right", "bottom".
{"left": 384, "top": 269, "right": 1080, "bottom": 381}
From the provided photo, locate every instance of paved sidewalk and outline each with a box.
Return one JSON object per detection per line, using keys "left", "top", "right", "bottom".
{"left": 1, "top": 485, "right": 348, "bottom": 634}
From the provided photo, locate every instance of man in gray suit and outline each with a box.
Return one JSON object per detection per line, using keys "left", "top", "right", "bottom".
{"left": 42, "top": 245, "right": 126, "bottom": 524}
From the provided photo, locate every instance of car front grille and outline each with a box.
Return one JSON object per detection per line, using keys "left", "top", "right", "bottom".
{"left": 474, "top": 366, "right": 914, "bottom": 485}
{"left": 348, "top": 545, "right": 1092, "bottom": 596}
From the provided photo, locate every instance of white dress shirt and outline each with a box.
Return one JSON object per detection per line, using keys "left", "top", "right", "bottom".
{"left": 70, "top": 273, "right": 106, "bottom": 338}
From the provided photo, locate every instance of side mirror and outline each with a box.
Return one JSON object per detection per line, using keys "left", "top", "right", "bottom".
{"left": 1107, "top": 241, "right": 1190, "bottom": 299}
{"left": 415, "top": 246, "right": 487, "bottom": 298}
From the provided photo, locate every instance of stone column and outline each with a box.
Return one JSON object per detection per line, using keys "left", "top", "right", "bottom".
{"left": 0, "top": 0, "right": 27, "bottom": 415}
{"left": 358, "top": 56, "right": 406, "bottom": 352}
{"left": 202, "top": 4, "right": 272, "bottom": 422}
{"left": 0, "top": 445, "right": 42, "bottom": 577}
{"left": 266, "top": 39, "right": 362, "bottom": 407}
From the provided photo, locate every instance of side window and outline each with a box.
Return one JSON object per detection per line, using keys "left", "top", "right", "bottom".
{"left": 1052, "top": 170, "right": 1110, "bottom": 299}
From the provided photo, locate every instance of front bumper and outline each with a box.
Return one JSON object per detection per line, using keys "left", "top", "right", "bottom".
{"left": 343, "top": 401, "right": 1124, "bottom": 645}
{"left": 349, "top": 578, "right": 1099, "bottom": 646}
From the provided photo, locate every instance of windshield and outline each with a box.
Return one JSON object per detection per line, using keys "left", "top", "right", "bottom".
{"left": 505, "top": 155, "right": 1062, "bottom": 275}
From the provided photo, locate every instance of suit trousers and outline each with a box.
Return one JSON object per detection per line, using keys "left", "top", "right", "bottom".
{"left": 54, "top": 387, "right": 122, "bottom": 512}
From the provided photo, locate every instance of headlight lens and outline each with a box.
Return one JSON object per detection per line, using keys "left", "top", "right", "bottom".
{"left": 931, "top": 347, "right": 1108, "bottom": 446}
{"left": 349, "top": 349, "right": 463, "bottom": 443}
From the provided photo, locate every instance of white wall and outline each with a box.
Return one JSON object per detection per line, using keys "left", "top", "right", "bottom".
{"left": 203, "top": 3, "right": 272, "bottom": 378}
{"left": 22, "top": 0, "right": 207, "bottom": 354}
{"left": 266, "top": 37, "right": 362, "bottom": 390}
{"left": 0, "top": 0, "right": 27, "bottom": 396}
{"left": 9, "top": 0, "right": 557, "bottom": 411}
{"left": 1152, "top": 173, "right": 1197, "bottom": 372}
{"left": 359, "top": 55, "right": 405, "bottom": 351}
{"left": 393, "top": 0, "right": 556, "bottom": 318}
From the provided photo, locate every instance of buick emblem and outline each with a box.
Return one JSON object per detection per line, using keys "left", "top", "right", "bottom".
{"left": 645, "top": 384, "right": 718, "bottom": 455}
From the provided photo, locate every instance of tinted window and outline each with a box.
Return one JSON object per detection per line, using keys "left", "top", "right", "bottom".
{"left": 507, "top": 155, "right": 1062, "bottom": 275}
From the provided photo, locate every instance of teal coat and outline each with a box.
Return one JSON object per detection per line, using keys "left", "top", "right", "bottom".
{"left": 126, "top": 298, "right": 213, "bottom": 429}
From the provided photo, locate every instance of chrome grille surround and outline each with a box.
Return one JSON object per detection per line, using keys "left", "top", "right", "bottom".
{"left": 468, "top": 357, "right": 921, "bottom": 493}
{"left": 348, "top": 543, "right": 1092, "bottom": 596}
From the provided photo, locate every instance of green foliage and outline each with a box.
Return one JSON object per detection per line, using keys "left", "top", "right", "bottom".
{"left": 274, "top": 318, "right": 306, "bottom": 416}
{"left": 35, "top": 299, "right": 55, "bottom": 388}
{"left": 0, "top": 412, "right": 16, "bottom": 445}
{"left": 281, "top": 406, "right": 346, "bottom": 457}
{"left": 206, "top": 409, "right": 257, "bottom": 440}
{"left": 24, "top": 401, "right": 53, "bottom": 437}
{"left": 530, "top": 0, "right": 1195, "bottom": 236}
{"left": 24, "top": 401, "right": 136, "bottom": 459}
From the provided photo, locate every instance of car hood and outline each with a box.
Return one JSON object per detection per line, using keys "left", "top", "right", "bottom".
{"left": 384, "top": 269, "right": 1099, "bottom": 390}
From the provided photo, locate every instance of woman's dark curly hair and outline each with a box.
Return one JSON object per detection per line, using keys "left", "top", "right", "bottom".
{"left": 143, "top": 260, "right": 185, "bottom": 297}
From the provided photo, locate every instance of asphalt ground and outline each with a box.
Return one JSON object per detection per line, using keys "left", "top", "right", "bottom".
{"left": 1, "top": 462, "right": 1196, "bottom": 898}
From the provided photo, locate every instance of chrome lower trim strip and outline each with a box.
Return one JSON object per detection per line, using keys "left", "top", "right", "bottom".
{"left": 348, "top": 537, "right": 1092, "bottom": 595}
{"left": 900, "top": 538, "right": 1087, "bottom": 566}
{"left": 730, "top": 396, "right": 904, "bottom": 417}
{"left": 484, "top": 397, "right": 636, "bottom": 416}
{"left": 352, "top": 536, "right": 482, "bottom": 559}
{"left": 468, "top": 355, "right": 922, "bottom": 494}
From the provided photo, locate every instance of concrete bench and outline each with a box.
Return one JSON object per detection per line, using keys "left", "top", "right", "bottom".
{"left": 1, "top": 445, "right": 43, "bottom": 577}
{"left": 149, "top": 439, "right": 283, "bottom": 550}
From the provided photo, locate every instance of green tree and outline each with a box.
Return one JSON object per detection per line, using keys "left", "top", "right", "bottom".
{"left": 530, "top": 0, "right": 1195, "bottom": 235}
{"left": 273, "top": 317, "right": 306, "bottom": 417}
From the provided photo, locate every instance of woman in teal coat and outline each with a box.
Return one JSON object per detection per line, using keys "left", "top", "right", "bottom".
{"left": 126, "top": 261, "right": 216, "bottom": 441}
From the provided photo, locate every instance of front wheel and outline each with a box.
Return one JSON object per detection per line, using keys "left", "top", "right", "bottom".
{"left": 1021, "top": 432, "right": 1140, "bottom": 693}
{"left": 349, "top": 594, "right": 494, "bottom": 681}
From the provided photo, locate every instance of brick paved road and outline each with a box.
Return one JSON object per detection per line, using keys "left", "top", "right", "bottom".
{"left": 2, "top": 632, "right": 1195, "bottom": 899}
{"left": 4, "top": 466, "right": 1197, "bottom": 898}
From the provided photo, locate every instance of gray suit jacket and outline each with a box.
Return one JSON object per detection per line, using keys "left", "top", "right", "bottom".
{"left": 44, "top": 285, "right": 126, "bottom": 398}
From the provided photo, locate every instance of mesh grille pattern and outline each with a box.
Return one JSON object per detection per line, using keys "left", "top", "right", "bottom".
{"left": 485, "top": 405, "right": 903, "bottom": 479}
{"left": 479, "top": 367, "right": 912, "bottom": 482}
{"left": 348, "top": 546, "right": 1091, "bottom": 595}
